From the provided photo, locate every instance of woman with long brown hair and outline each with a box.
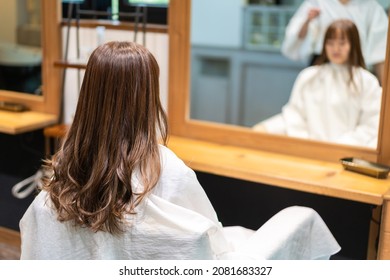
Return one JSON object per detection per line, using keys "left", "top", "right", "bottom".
{"left": 20, "top": 41, "right": 236, "bottom": 259}
{"left": 20, "top": 41, "right": 340, "bottom": 260}
{"left": 44, "top": 41, "right": 169, "bottom": 234}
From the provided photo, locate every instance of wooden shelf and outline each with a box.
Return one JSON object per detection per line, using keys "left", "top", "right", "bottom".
{"left": 54, "top": 60, "right": 87, "bottom": 69}
{"left": 167, "top": 136, "right": 390, "bottom": 206}
{"left": 0, "top": 110, "right": 58, "bottom": 134}
{"left": 61, "top": 19, "right": 168, "bottom": 34}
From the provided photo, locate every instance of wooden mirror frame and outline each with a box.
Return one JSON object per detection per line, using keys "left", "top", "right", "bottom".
{"left": 168, "top": 0, "right": 390, "bottom": 164}
{"left": 0, "top": 0, "right": 61, "bottom": 116}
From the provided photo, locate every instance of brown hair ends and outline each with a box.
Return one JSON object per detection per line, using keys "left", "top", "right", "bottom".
{"left": 43, "top": 41, "right": 168, "bottom": 234}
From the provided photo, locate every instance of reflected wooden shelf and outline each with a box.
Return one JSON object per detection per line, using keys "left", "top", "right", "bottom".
{"left": 54, "top": 60, "right": 87, "bottom": 69}
{"left": 0, "top": 110, "right": 58, "bottom": 134}
{"left": 61, "top": 19, "right": 168, "bottom": 34}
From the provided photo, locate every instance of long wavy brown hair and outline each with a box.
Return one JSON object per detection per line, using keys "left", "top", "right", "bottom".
{"left": 43, "top": 41, "right": 168, "bottom": 234}
{"left": 315, "top": 19, "right": 366, "bottom": 87}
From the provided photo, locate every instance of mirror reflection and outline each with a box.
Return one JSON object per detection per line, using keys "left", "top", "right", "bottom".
{"left": 0, "top": 0, "right": 42, "bottom": 95}
{"left": 189, "top": 0, "right": 389, "bottom": 148}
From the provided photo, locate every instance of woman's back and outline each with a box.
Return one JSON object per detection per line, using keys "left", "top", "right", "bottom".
{"left": 20, "top": 146, "right": 223, "bottom": 260}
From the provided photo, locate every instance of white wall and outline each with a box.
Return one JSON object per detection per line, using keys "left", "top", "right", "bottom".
{"left": 0, "top": 0, "right": 17, "bottom": 43}
{"left": 377, "top": 0, "right": 390, "bottom": 9}
{"left": 61, "top": 26, "right": 169, "bottom": 124}
{"left": 191, "top": 0, "right": 245, "bottom": 48}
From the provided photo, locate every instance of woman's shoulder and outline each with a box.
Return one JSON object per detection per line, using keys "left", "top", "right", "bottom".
{"left": 154, "top": 145, "right": 200, "bottom": 196}
{"left": 300, "top": 65, "right": 322, "bottom": 74}
{"left": 353, "top": 67, "right": 380, "bottom": 84}
{"left": 354, "top": 66, "right": 375, "bottom": 76}
{"left": 295, "top": 65, "right": 322, "bottom": 82}
{"left": 29, "top": 190, "right": 51, "bottom": 211}
{"left": 21, "top": 190, "right": 55, "bottom": 224}
{"left": 158, "top": 144, "right": 182, "bottom": 162}
{"left": 158, "top": 144, "right": 193, "bottom": 175}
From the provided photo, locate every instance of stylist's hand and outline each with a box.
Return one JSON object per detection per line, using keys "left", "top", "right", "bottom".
{"left": 299, "top": 8, "right": 320, "bottom": 39}
{"left": 307, "top": 8, "right": 320, "bottom": 21}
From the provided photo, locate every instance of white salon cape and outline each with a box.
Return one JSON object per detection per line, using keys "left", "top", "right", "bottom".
{"left": 20, "top": 145, "right": 340, "bottom": 260}
{"left": 282, "top": 0, "right": 388, "bottom": 65}
{"left": 256, "top": 64, "right": 382, "bottom": 148}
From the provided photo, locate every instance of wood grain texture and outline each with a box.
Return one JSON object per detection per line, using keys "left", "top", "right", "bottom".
{"left": 0, "top": 110, "right": 57, "bottom": 134}
{"left": 168, "top": 136, "right": 390, "bottom": 206}
{"left": 0, "top": 227, "right": 21, "bottom": 260}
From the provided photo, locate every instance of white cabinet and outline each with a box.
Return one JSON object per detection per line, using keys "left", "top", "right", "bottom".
{"left": 190, "top": 46, "right": 304, "bottom": 127}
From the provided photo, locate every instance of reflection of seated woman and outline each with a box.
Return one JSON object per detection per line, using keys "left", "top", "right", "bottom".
{"left": 253, "top": 19, "right": 382, "bottom": 148}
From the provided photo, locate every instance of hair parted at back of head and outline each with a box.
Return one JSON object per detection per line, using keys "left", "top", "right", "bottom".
{"left": 43, "top": 41, "right": 168, "bottom": 234}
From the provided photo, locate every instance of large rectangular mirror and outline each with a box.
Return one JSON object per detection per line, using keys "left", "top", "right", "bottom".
{"left": 0, "top": 0, "right": 61, "bottom": 115}
{"left": 168, "top": 0, "right": 390, "bottom": 164}
{"left": 190, "top": 0, "right": 388, "bottom": 150}
{"left": 0, "top": 0, "right": 42, "bottom": 95}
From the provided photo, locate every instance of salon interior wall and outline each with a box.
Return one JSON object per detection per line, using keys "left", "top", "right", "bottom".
{"left": 378, "top": 0, "right": 390, "bottom": 10}
{"left": 0, "top": 0, "right": 41, "bottom": 46}
{"left": 61, "top": 26, "right": 169, "bottom": 124}
{"left": 0, "top": 1, "right": 17, "bottom": 44}
{"left": 189, "top": 0, "right": 316, "bottom": 51}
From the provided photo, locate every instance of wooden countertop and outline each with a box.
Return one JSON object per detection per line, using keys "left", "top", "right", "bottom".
{"left": 167, "top": 136, "right": 390, "bottom": 206}
{"left": 0, "top": 110, "right": 57, "bottom": 134}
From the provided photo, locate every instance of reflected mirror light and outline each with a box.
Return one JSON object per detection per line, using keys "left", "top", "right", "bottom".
{"left": 189, "top": 0, "right": 389, "bottom": 149}
{"left": 0, "top": 0, "right": 42, "bottom": 95}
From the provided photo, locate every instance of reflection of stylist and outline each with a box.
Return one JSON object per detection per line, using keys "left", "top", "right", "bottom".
{"left": 255, "top": 19, "right": 382, "bottom": 148}
{"left": 282, "top": 0, "right": 388, "bottom": 83}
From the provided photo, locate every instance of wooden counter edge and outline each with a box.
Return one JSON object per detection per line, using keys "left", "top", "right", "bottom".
{"left": 377, "top": 190, "right": 390, "bottom": 259}
{"left": 0, "top": 111, "right": 58, "bottom": 134}
{"left": 167, "top": 136, "right": 389, "bottom": 206}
